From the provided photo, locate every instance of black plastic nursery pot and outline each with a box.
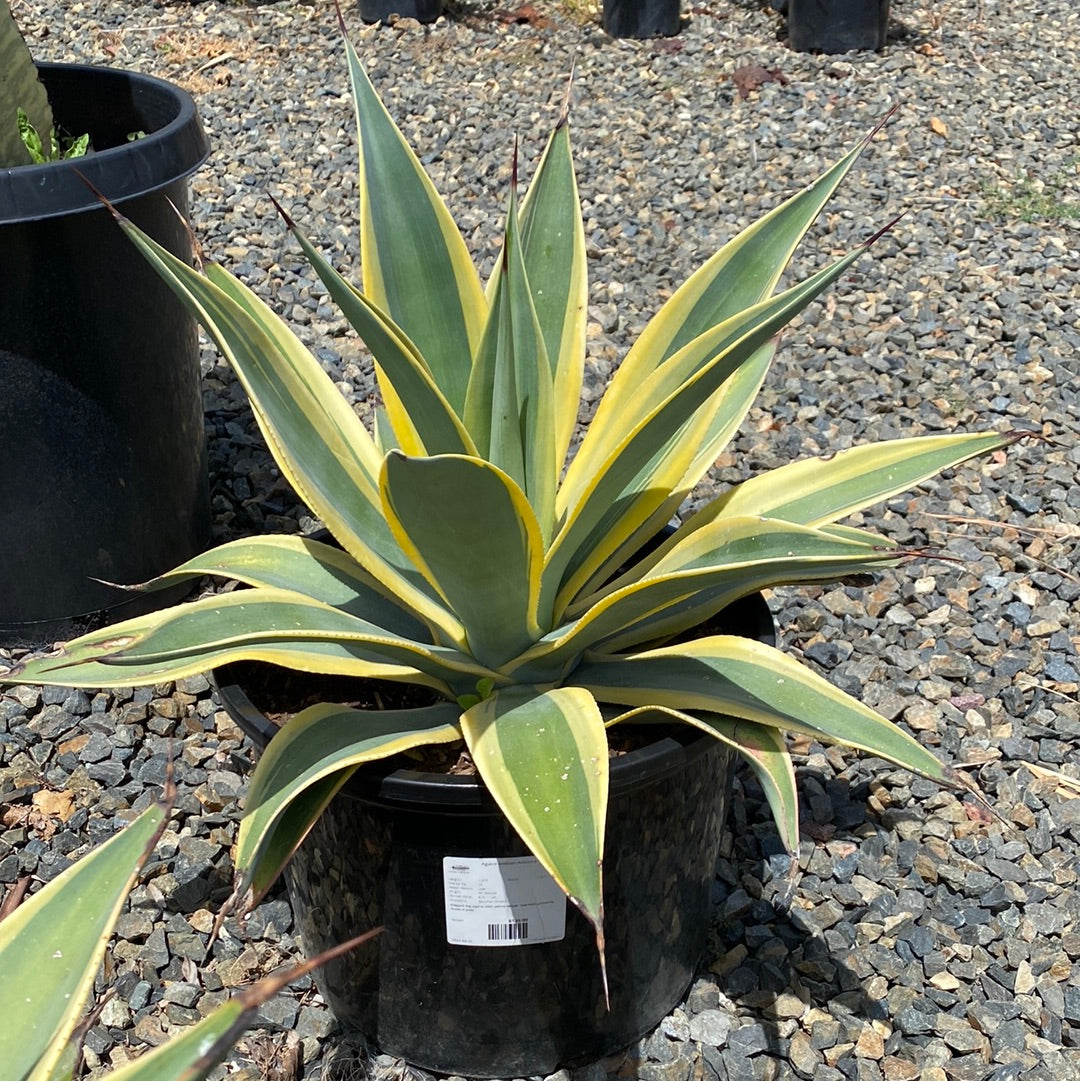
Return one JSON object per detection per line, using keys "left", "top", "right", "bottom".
{"left": 216, "top": 592, "right": 775, "bottom": 1077}
{"left": 358, "top": 0, "right": 441, "bottom": 23}
{"left": 787, "top": 0, "right": 889, "bottom": 52}
{"left": 0, "top": 63, "right": 210, "bottom": 649}
{"left": 602, "top": 0, "right": 681, "bottom": 38}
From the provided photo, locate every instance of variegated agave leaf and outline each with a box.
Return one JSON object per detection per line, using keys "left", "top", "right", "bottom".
{"left": 0, "top": 786, "right": 380, "bottom": 1081}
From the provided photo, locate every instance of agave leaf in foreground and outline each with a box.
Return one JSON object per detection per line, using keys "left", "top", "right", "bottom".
{"left": 570, "top": 636, "right": 958, "bottom": 788}
{"left": 345, "top": 34, "right": 485, "bottom": 413}
{"left": 103, "top": 930, "right": 381, "bottom": 1081}
{"left": 4, "top": 589, "right": 488, "bottom": 694}
{"left": 380, "top": 453, "right": 545, "bottom": 668}
{"left": 608, "top": 708, "right": 799, "bottom": 856}
{"left": 465, "top": 180, "right": 557, "bottom": 539}
{"left": 235, "top": 702, "right": 462, "bottom": 907}
{"left": 486, "top": 119, "right": 587, "bottom": 472}
{"left": 546, "top": 239, "right": 874, "bottom": 620}
{"left": 460, "top": 687, "right": 609, "bottom": 991}
{"left": 587, "top": 514, "right": 891, "bottom": 605}
{"left": 511, "top": 519, "right": 903, "bottom": 678}
{"left": 569, "top": 342, "right": 777, "bottom": 605}
{"left": 135, "top": 535, "right": 430, "bottom": 641}
{"left": 280, "top": 210, "right": 476, "bottom": 458}
{"left": 0, "top": 800, "right": 169, "bottom": 1081}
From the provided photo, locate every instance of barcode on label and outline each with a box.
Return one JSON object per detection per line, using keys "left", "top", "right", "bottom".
{"left": 488, "top": 919, "right": 529, "bottom": 942}
{"left": 443, "top": 856, "right": 565, "bottom": 946}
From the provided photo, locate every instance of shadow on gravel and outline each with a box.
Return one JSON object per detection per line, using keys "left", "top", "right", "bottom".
{"left": 709, "top": 764, "right": 892, "bottom": 1057}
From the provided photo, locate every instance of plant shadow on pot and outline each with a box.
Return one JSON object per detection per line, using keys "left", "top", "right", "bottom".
{"left": 217, "top": 592, "right": 775, "bottom": 1077}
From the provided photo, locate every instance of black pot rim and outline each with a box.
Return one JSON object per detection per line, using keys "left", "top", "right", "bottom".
{"left": 214, "top": 590, "right": 774, "bottom": 811}
{"left": 215, "top": 663, "right": 730, "bottom": 809}
{"left": 0, "top": 62, "right": 209, "bottom": 225}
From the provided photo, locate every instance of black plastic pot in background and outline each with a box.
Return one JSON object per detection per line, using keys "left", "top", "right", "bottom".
{"left": 787, "top": 0, "right": 889, "bottom": 51}
{"left": 358, "top": 0, "right": 441, "bottom": 23}
{"left": 0, "top": 64, "right": 210, "bottom": 649}
{"left": 216, "top": 592, "right": 776, "bottom": 1077}
{"left": 603, "top": 0, "right": 680, "bottom": 38}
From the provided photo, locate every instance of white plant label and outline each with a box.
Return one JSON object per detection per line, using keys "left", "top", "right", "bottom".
{"left": 442, "top": 855, "right": 567, "bottom": 946}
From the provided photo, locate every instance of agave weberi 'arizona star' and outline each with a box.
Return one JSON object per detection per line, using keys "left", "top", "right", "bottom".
{"left": 3, "top": 34, "right": 1017, "bottom": 985}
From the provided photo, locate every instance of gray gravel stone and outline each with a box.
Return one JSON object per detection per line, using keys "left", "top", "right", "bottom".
{"left": 727, "top": 1025, "right": 771, "bottom": 1058}
{"left": 690, "top": 1009, "right": 734, "bottom": 1048}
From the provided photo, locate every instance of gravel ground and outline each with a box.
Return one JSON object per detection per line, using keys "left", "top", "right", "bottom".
{"left": 2, "top": 0, "right": 1079, "bottom": 1079}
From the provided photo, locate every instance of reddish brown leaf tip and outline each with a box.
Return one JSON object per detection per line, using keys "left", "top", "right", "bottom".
{"left": 73, "top": 168, "right": 123, "bottom": 222}
{"left": 594, "top": 924, "right": 610, "bottom": 1012}
{"left": 0, "top": 876, "right": 31, "bottom": 922}
{"left": 267, "top": 191, "right": 296, "bottom": 231}
{"left": 863, "top": 103, "right": 901, "bottom": 148}
{"left": 235, "top": 927, "right": 385, "bottom": 1009}
{"left": 862, "top": 212, "right": 906, "bottom": 248}
{"left": 1003, "top": 427, "right": 1039, "bottom": 446}
{"left": 771, "top": 857, "right": 801, "bottom": 912}
{"left": 556, "top": 64, "right": 576, "bottom": 130}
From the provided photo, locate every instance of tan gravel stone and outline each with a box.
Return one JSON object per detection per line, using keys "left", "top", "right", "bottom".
{"left": 1014, "top": 959, "right": 1037, "bottom": 993}
{"left": 771, "top": 991, "right": 808, "bottom": 1020}
{"left": 855, "top": 1026, "right": 886, "bottom": 1061}
{"left": 928, "top": 971, "right": 961, "bottom": 991}
{"left": 824, "top": 1043, "right": 855, "bottom": 1067}
{"left": 882, "top": 1058, "right": 920, "bottom": 1081}
{"left": 788, "top": 1031, "right": 822, "bottom": 1078}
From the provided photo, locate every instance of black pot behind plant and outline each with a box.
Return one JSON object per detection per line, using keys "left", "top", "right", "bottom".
{"left": 603, "top": 0, "right": 681, "bottom": 38}
{"left": 358, "top": 0, "right": 441, "bottom": 23}
{"left": 216, "top": 592, "right": 775, "bottom": 1077}
{"left": 0, "top": 63, "right": 210, "bottom": 649}
{"left": 787, "top": 0, "right": 889, "bottom": 52}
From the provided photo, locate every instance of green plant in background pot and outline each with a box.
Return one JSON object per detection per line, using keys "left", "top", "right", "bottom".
{"left": 2, "top": 25, "right": 1017, "bottom": 1076}
{"left": 0, "top": 0, "right": 65, "bottom": 167}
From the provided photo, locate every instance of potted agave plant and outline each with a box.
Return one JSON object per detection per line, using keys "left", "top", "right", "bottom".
{"left": 2, "top": 26, "right": 1016, "bottom": 1078}
{"left": 0, "top": 0, "right": 210, "bottom": 649}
